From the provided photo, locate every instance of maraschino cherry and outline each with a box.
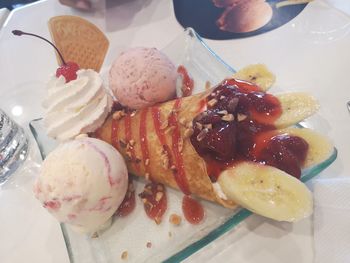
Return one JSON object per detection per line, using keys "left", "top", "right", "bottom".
{"left": 12, "top": 30, "right": 79, "bottom": 82}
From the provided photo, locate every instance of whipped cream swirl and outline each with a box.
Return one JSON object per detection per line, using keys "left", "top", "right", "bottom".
{"left": 43, "top": 69, "right": 112, "bottom": 141}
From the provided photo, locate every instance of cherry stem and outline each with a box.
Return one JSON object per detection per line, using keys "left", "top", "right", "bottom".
{"left": 12, "top": 30, "right": 67, "bottom": 65}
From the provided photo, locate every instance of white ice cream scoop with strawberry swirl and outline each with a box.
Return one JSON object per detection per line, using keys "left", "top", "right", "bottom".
{"left": 34, "top": 137, "right": 128, "bottom": 233}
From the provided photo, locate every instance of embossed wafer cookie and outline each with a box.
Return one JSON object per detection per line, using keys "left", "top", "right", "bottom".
{"left": 48, "top": 15, "right": 109, "bottom": 72}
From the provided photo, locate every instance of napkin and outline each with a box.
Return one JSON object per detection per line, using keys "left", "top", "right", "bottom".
{"left": 314, "top": 178, "right": 350, "bottom": 263}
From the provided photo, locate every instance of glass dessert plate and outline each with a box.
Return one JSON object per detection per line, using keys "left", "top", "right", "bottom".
{"left": 29, "top": 28, "right": 337, "bottom": 263}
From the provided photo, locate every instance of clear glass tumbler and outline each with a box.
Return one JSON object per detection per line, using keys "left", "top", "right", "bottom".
{"left": 0, "top": 109, "right": 29, "bottom": 185}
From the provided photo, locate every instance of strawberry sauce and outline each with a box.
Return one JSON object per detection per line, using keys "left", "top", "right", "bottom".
{"left": 139, "top": 182, "right": 167, "bottom": 223}
{"left": 168, "top": 99, "right": 190, "bottom": 195}
{"left": 182, "top": 196, "right": 204, "bottom": 224}
{"left": 190, "top": 79, "right": 308, "bottom": 180}
{"left": 116, "top": 176, "right": 136, "bottom": 217}
{"left": 177, "top": 65, "right": 194, "bottom": 97}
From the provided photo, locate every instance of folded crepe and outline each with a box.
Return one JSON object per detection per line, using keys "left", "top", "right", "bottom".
{"left": 95, "top": 78, "right": 333, "bottom": 217}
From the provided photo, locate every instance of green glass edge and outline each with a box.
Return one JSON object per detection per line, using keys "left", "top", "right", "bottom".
{"left": 164, "top": 148, "right": 337, "bottom": 263}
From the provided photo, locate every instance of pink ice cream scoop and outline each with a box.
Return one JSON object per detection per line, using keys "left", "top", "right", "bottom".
{"left": 34, "top": 137, "right": 128, "bottom": 233}
{"left": 109, "top": 47, "right": 177, "bottom": 109}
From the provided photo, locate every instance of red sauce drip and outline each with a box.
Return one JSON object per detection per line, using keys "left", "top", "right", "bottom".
{"left": 124, "top": 114, "right": 140, "bottom": 171}
{"left": 182, "top": 196, "right": 204, "bottom": 224}
{"left": 111, "top": 118, "right": 119, "bottom": 149}
{"left": 190, "top": 79, "right": 308, "bottom": 180}
{"left": 116, "top": 176, "right": 136, "bottom": 217}
{"left": 139, "top": 182, "right": 167, "bottom": 223}
{"left": 168, "top": 99, "right": 191, "bottom": 195}
{"left": 140, "top": 108, "right": 150, "bottom": 174}
{"left": 177, "top": 65, "right": 194, "bottom": 97}
{"left": 206, "top": 159, "right": 235, "bottom": 182}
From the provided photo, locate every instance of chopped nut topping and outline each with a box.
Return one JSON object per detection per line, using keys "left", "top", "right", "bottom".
{"left": 208, "top": 98, "right": 218, "bottom": 107}
{"left": 184, "top": 128, "right": 194, "bottom": 138}
{"left": 145, "top": 173, "right": 150, "bottom": 180}
{"left": 161, "top": 150, "right": 170, "bottom": 169}
{"left": 161, "top": 156, "right": 169, "bottom": 169}
{"left": 119, "top": 140, "right": 127, "bottom": 148}
{"left": 121, "top": 251, "right": 128, "bottom": 260}
{"left": 142, "top": 198, "right": 147, "bottom": 204}
{"left": 196, "top": 128, "right": 209, "bottom": 141}
{"left": 154, "top": 217, "right": 162, "bottom": 225}
{"left": 204, "top": 124, "right": 212, "bottom": 130}
{"left": 160, "top": 119, "right": 168, "bottom": 130}
{"left": 195, "top": 122, "right": 203, "bottom": 130}
{"left": 221, "top": 114, "right": 234, "bottom": 122}
{"left": 169, "top": 214, "right": 182, "bottom": 226}
{"left": 179, "top": 117, "right": 186, "bottom": 125}
{"left": 130, "top": 110, "right": 137, "bottom": 117}
{"left": 145, "top": 158, "right": 150, "bottom": 166}
{"left": 237, "top": 113, "right": 248, "bottom": 122}
{"left": 165, "top": 126, "right": 175, "bottom": 134}
{"left": 146, "top": 242, "right": 152, "bottom": 248}
{"left": 91, "top": 232, "right": 99, "bottom": 238}
{"left": 170, "top": 165, "right": 177, "bottom": 171}
{"left": 220, "top": 95, "right": 226, "bottom": 100}
{"left": 205, "top": 81, "right": 211, "bottom": 90}
{"left": 129, "top": 139, "right": 135, "bottom": 146}
{"left": 217, "top": 110, "right": 228, "bottom": 115}
{"left": 155, "top": 192, "right": 164, "bottom": 202}
{"left": 112, "top": 110, "right": 125, "bottom": 120}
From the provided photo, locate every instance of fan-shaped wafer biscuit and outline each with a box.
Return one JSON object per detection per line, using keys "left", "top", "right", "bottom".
{"left": 48, "top": 15, "right": 109, "bottom": 72}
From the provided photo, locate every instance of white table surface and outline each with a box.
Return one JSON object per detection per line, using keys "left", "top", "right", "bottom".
{"left": 0, "top": 0, "right": 350, "bottom": 262}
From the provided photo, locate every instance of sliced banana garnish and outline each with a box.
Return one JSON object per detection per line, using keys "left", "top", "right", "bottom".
{"left": 218, "top": 162, "right": 313, "bottom": 222}
{"left": 275, "top": 92, "right": 319, "bottom": 128}
{"left": 233, "top": 64, "right": 276, "bottom": 91}
{"left": 280, "top": 127, "right": 333, "bottom": 168}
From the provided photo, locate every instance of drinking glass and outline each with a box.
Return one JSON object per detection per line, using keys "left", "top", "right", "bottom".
{"left": 0, "top": 109, "right": 29, "bottom": 185}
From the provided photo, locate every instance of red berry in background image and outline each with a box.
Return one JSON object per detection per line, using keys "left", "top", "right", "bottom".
{"left": 56, "top": 61, "right": 80, "bottom": 82}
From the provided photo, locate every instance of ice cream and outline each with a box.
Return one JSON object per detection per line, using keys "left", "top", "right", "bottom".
{"left": 216, "top": 0, "right": 273, "bottom": 33}
{"left": 109, "top": 47, "right": 177, "bottom": 109}
{"left": 43, "top": 69, "right": 113, "bottom": 141}
{"left": 34, "top": 137, "right": 128, "bottom": 233}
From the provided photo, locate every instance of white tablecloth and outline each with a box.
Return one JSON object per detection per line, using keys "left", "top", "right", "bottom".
{"left": 0, "top": 0, "right": 350, "bottom": 262}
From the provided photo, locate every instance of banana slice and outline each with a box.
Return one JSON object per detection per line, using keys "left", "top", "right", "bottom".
{"left": 274, "top": 92, "right": 319, "bottom": 128}
{"left": 218, "top": 162, "right": 313, "bottom": 222}
{"left": 233, "top": 64, "right": 276, "bottom": 91}
{"left": 280, "top": 127, "right": 333, "bottom": 168}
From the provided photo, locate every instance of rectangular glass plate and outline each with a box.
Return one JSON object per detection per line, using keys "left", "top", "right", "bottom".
{"left": 29, "top": 28, "right": 337, "bottom": 263}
